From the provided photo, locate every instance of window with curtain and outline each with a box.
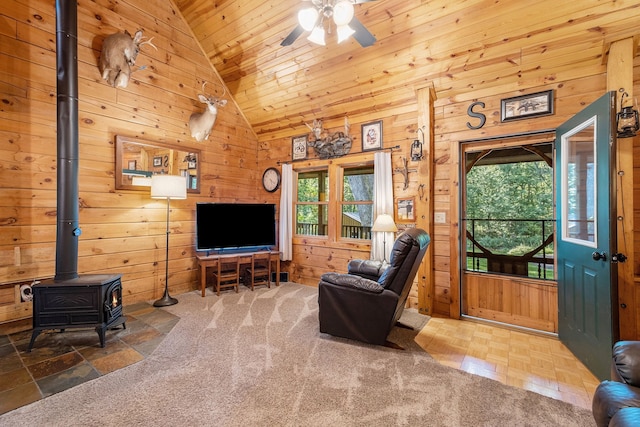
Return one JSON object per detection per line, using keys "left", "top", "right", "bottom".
{"left": 295, "top": 162, "right": 374, "bottom": 241}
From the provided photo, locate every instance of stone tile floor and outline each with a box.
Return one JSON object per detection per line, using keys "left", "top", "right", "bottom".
{"left": 0, "top": 302, "right": 179, "bottom": 415}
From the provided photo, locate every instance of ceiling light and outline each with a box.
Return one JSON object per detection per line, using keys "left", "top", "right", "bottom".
{"left": 307, "top": 26, "right": 326, "bottom": 46}
{"left": 333, "top": 1, "right": 355, "bottom": 26}
{"left": 336, "top": 24, "right": 355, "bottom": 43}
{"left": 298, "top": 7, "right": 319, "bottom": 32}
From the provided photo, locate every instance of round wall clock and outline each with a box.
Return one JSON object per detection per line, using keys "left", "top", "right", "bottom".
{"left": 262, "top": 167, "right": 281, "bottom": 192}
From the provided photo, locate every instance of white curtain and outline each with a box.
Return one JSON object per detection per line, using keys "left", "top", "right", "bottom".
{"left": 372, "top": 151, "right": 394, "bottom": 261}
{"left": 279, "top": 163, "right": 293, "bottom": 261}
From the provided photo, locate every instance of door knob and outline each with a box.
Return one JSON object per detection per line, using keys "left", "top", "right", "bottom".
{"left": 592, "top": 251, "right": 607, "bottom": 261}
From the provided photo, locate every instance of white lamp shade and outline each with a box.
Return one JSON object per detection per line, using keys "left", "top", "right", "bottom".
{"left": 151, "top": 175, "right": 187, "bottom": 200}
{"left": 371, "top": 214, "right": 398, "bottom": 232}
{"left": 307, "top": 26, "right": 326, "bottom": 45}
{"left": 298, "top": 7, "right": 319, "bottom": 31}
{"left": 337, "top": 24, "right": 355, "bottom": 43}
{"left": 333, "top": 1, "right": 355, "bottom": 26}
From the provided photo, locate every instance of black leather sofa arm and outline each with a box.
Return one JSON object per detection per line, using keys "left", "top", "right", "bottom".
{"left": 593, "top": 341, "right": 640, "bottom": 427}
{"left": 613, "top": 341, "right": 640, "bottom": 386}
{"left": 347, "top": 259, "right": 388, "bottom": 281}
{"left": 320, "top": 272, "right": 384, "bottom": 293}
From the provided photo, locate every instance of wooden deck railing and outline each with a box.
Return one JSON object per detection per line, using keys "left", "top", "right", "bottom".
{"left": 296, "top": 223, "right": 371, "bottom": 239}
{"left": 464, "top": 218, "right": 555, "bottom": 280}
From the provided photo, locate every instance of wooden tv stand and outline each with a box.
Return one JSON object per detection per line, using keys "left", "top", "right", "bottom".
{"left": 197, "top": 250, "right": 280, "bottom": 296}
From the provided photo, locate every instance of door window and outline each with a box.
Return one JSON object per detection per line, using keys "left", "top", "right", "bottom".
{"left": 560, "top": 116, "right": 597, "bottom": 247}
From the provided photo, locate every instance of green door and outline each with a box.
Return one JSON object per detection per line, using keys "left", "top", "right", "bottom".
{"left": 555, "top": 91, "right": 618, "bottom": 380}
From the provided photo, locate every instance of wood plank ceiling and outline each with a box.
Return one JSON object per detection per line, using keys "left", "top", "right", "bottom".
{"left": 173, "top": 0, "right": 639, "bottom": 138}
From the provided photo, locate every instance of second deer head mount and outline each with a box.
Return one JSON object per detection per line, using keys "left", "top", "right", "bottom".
{"left": 306, "top": 117, "right": 352, "bottom": 159}
{"left": 99, "top": 29, "right": 157, "bottom": 88}
{"left": 189, "top": 82, "right": 228, "bottom": 142}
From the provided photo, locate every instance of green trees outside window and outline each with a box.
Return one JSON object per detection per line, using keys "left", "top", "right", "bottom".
{"left": 465, "top": 144, "right": 555, "bottom": 279}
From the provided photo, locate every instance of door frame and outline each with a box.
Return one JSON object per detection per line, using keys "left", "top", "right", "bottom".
{"left": 458, "top": 130, "right": 558, "bottom": 332}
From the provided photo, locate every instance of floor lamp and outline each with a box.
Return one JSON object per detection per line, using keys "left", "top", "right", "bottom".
{"left": 371, "top": 213, "right": 398, "bottom": 263}
{"left": 151, "top": 175, "right": 187, "bottom": 307}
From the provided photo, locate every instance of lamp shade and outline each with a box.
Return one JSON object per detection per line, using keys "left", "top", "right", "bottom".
{"left": 337, "top": 24, "right": 355, "bottom": 43}
{"left": 307, "top": 26, "right": 326, "bottom": 45}
{"left": 151, "top": 175, "right": 187, "bottom": 200}
{"left": 371, "top": 214, "right": 398, "bottom": 232}
{"left": 298, "top": 7, "right": 319, "bottom": 31}
{"left": 333, "top": 1, "right": 355, "bottom": 26}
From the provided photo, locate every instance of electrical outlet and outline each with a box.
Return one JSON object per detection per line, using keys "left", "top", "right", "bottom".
{"left": 434, "top": 212, "right": 446, "bottom": 224}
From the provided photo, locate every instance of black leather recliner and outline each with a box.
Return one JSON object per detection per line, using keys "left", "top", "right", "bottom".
{"left": 318, "top": 228, "right": 430, "bottom": 345}
{"left": 592, "top": 341, "right": 640, "bottom": 426}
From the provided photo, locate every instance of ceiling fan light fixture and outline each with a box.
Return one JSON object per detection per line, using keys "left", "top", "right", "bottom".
{"left": 337, "top": 24, "right": 355, "bottom": 43}
{"left": 333, "top": 1, "right": 355, "bottom": 26}
{"left": 298, "top": 7, "right": 319, "bottom": 32}
{"left": 307, "top": 26, "right": 326, "bottom": 45}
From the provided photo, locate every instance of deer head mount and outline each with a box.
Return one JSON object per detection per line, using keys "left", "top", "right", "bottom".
{"left": 306, "top": 117, "right": 352, "bottom": 159}
{"left": 98, "top": 29, "right": 156, "bottom": 88}
{"left": 189, "top": 82, "right": 228, "bottom": 142}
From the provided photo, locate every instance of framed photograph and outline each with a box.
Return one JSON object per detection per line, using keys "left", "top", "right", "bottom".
{"left": 127, "top": 160, "right": 136, "bottom": 170}
{"left": 361, "top": 120, "right": 383, "bottom": 152}
{"left": 153, "top": 156, "right": 162, "bottom": 167}
{"left": 292, "top": 134, "right": 308, "bottom": 160}
{"left": 396, "top": 197, "right": 415, "bottom": 222}
{"left": 501, "top": 90, "right": 554, "bottom": 122}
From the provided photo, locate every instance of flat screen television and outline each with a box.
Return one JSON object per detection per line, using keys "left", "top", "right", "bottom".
{"left": 196, "top": 203, "right": 277, "bottom": 253}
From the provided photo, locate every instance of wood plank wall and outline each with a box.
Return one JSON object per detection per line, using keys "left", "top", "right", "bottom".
{"left": 3, "top": 0, "right": 640, "bottom": 337}
{"left": 0, "top": 0, "right": 260, "bottom": 322}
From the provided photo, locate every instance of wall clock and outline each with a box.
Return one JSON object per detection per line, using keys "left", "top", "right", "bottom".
{"left": 262, "top": 167, "right": 281, "bottom": 192}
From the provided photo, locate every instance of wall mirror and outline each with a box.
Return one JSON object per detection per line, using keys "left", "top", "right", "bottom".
{"left": 115, "top": 135, "right": 201, "bottom": 193}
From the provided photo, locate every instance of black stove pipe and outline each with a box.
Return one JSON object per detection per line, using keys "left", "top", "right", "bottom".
{"left": 54, "top": 0, "right": 80, "bottom": 281}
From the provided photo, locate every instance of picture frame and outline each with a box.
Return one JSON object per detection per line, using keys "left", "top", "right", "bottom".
{"left": 292, "top": 134, "right": 308, "bottom": 160}
{"left": 153, "top": 156, "right": 162, "bottom": 167}
{"left": 361, "top": 120, "right": 383, "bottom": 152}
{"left": 128, "top": 160, "right": 137, "bottom": 170}
{"left": 501, "top": 90, "right": 554, "bottom": 122}
{"left": 396, "top": 197, "right": 415, "bottom": 222}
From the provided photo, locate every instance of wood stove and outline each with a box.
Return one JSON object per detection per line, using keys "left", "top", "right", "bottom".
{"left": 28, "top": 274, "right": 126, "bottom": 351}
{"left": 27, "top": 1, "right": 126, "bottom": 352}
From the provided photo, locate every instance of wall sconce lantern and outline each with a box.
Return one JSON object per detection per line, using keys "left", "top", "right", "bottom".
{"left": 617, "top": 90, "right": 639, "bottom": 139}
{"left": 411, "top": 128, "right": 424, "bottom": 161}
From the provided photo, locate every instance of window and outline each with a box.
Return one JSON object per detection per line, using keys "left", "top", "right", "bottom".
{"left": 296, "top": 170, "right": 329, "bottom": 236}
{"left": 341, "top": 166, "right": 374, "bottom": 239}
{"left": 295, "top": 160, "right": 374, "bottom": 242}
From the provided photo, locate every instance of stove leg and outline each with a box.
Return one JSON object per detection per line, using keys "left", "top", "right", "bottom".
{"left": 96, "top": 327, "right": 106, "bottom": 348}
{"left": 27, "top": 330, "right": 41, "bottom": 352}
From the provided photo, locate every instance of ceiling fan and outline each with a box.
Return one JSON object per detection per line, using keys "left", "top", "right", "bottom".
{"left": 281, "top": 0, "right": 377, "bottom": 47}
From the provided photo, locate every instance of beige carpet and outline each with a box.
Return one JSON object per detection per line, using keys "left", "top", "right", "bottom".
{"left": 0, "top": 283, "right": 593, "bottom": 426}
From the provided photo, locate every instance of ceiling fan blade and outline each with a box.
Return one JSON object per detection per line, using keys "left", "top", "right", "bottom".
{"left": 281, "top": 24, "right": 305, "bottom": 47}
{"left": 350, "top": 17, "right": 376, "bottom": 47}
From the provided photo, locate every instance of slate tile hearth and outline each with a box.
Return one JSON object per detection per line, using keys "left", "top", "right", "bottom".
{"left": 0, "top": 302, "right": 179, "bottom": 415}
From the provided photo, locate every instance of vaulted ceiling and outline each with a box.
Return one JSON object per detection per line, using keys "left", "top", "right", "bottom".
{"left": 173, "top": 0, "right": 639, "bottom": 138}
